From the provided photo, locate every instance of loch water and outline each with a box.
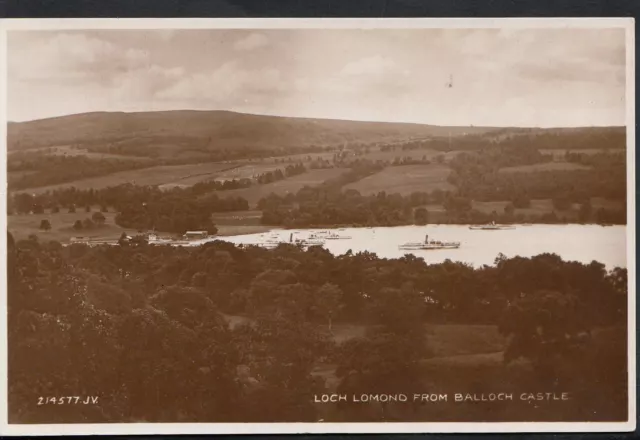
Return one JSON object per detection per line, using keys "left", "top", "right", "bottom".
{"left": 215, "top": 224, "right": 627, "bottom": 269}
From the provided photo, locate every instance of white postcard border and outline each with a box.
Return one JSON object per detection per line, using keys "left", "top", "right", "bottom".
{"left": 0, "top": 17, "right": 635, "bottom": 436}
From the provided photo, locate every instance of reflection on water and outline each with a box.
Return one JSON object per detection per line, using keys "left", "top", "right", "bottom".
{"left": 216, "top": 225, "right": 627, "bottom": 269}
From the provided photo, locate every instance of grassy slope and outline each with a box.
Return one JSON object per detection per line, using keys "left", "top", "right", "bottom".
{"left": 8, "top": 210, "right": 137, "bottom": 242}
{"left": 343, "top": 164, "right": 456, "bottom": 196}
{"left": 8, "top": 110, "right": 499, "bottom": 152}
{"left": 499, "top": 162, "right": 591, "bottom": 173}
{"left": 217, "top": 168, "right": 348, "bottom": 208}
{"left": 21, "top": 162, "right": 240, "bottom": 194}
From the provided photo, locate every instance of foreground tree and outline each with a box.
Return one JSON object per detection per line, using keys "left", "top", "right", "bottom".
{"left": 499, "top": 289, "right": 589, "bottom": 379}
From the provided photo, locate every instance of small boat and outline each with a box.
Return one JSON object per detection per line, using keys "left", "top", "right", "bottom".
{"left": 284, "top": 233, "right": 325, "bottom": 247}
{"left": 309, "top": 232, "right": 351, "bottom": 240}
{"left": 469, "top": 221, "right": 515, "bottom": 230}
{"left": 294, "top": 238, "right": 325, "bottom": 247}
{"left": 255, "top": 242, "right": 280, "bottom": 249}
{"left": 399, "top": 234, "right": 460, "bottom": 251}
{"left": 324, "top": 233, "right": 352, "bottom": 240}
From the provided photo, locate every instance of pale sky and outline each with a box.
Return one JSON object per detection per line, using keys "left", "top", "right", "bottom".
{"left": 7, "top": 28, "right": 627, "bottom": 127}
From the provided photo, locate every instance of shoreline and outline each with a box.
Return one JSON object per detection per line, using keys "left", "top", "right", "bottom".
{"left": 218, "top": 222, "right": 623, "bottom": 237}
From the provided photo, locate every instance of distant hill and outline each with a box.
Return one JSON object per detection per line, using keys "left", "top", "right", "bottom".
{"left": 7, "top": 110, "right": 502, "bottom": 154}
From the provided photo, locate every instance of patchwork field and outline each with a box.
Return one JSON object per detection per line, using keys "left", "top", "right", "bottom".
{"left": 499, "top": 162, "right": 591, "bottom": 173}
{"left": 22, "top": 162, "right": 240, "bottom": 194}
{"left": 218, "top": 168, "right": 349, "bottom": 207}
{"left": 343, "top": 164, "right": 455, "bottom": 196}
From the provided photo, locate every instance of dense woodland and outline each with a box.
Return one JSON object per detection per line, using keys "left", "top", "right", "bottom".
{"left": 8, "top": 233, "right": 627, "bottom": 423}
{"left": 386, "top": 127, "right": 626, "bottom": 152}
{"left": 448, "top": 149, "right": 626, "bottom": 202}
{"left": 259, "top": 188, "right": 625, "bottom": 227}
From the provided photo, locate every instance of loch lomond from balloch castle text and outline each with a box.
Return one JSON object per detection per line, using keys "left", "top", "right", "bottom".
{"left": 1, "top": 18, "right": 635, "bottom": 435}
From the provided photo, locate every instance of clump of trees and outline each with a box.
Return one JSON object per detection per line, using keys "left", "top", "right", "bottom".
{"left": 9, "top": 184, "right": 250, "bottom": 234}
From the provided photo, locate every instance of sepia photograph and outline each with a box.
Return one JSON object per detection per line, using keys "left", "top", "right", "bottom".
{"left": 0, "top": 18, "right": 635, "bottom": 435}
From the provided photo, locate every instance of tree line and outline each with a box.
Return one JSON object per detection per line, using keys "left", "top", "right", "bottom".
{"left": 447, "top": 147, "right": 626, "bottom": 203}
{"left": 188, "top": 163, "right": 306, "bottom": 196}
{"left": 258, "top": 186, "right": 626, "bottom": 227}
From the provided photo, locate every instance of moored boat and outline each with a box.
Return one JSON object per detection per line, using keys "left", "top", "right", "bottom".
{"left": 398, "top": 234, "right": 461, "bottom": 250}
{"left": 261, "top": 233, "right": 326, "bottom": 248}
{"left": 469, "top": 221, "right": 515, "bottom": 230}
{"left": 309, "top": 232, "right": 351, "bottom": 240}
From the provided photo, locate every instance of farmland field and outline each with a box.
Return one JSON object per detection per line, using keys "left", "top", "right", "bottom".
{"left": 213, "top": 164, "right": 285, "bottom": 180}
{"left": 499, "top": 162, "right": 591, "bottom": 173}
{"left": 7, "top": 209, "right": 138, "bottom": 242}
{"left": 217, "top": 168, "right": 349, "bottom": 207}
{"left": 343, "top": 147, "right": 441, "bottom": 163}
{"left": 20, "top": 162, "right": 240, "bottom": 194}
{"left": 8, "top": 170, "right": 38, "bottom": 180}
{"left": 211, "top": 210, "right": 273, "bottom": 236}
{"left": 343, "top": 164, "right": 455, "bottom": 196}
{"left": 158, "top": 164, "right": 287, "bottom": 189}
{"left": 540, "top": 148, "right": 626, "bottom": 157}
{"left": 256, "top": 152, "right": 336, "bottom": 164}
{"left": 471, "top": 200, "right": 511, "bottom": 214}
{"left": 8, "top": 145, "right": 154, "bottom": 162}
{"left": 421, "top": 197, "right": 624, "bottom": 223}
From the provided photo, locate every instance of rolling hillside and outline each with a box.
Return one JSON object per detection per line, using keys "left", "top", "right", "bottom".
{"left": 7, "top": 110, "right": 501, "bottom": 154}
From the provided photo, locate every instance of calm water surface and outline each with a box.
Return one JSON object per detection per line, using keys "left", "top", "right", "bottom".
{"left": 215, "top": 225, "right": 627, "bottom": 269}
